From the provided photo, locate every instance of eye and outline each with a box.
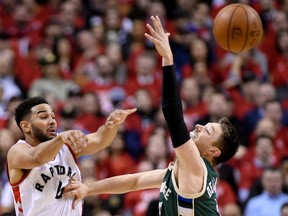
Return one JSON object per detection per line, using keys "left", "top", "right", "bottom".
{"left": 205, "top": 127, "right": 211, "bottom": 135}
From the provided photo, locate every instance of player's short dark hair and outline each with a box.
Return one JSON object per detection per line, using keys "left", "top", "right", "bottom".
{"left": 213, "top": 117, "right": 240, "bottom": 165}
{"left": 15, "top": 97, "right": 48, "bottom": 128}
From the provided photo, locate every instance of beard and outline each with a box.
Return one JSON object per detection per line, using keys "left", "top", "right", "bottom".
{"left": 31, "top": 125, "right": 54, "bottom": 142}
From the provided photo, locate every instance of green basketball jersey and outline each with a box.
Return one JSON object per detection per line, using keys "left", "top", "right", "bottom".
{"left": 159, "top": 158, "right": 220, "bottom": 216}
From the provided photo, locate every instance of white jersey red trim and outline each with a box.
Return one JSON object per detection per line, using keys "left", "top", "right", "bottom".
{"left": 7, "top": 140, "right": 83, "bottom": 216}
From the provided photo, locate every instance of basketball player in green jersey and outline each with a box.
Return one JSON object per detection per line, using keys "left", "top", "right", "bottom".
{"left": 63, "top": 16, "right": 240, "bottom": 215}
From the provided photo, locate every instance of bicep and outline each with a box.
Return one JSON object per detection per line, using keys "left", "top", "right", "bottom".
{"left": 7, "top": 144, "right": 39, "bottom": 170}
{"left": 174, "top": 139, "right": 204, "bottom": 176}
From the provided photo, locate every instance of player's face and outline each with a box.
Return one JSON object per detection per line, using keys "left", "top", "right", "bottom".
{"left": 29, "top": 104, "right": 57, "bottom": 142}
{"left": 190, "top": 123, "right": 222, "bottom": 155}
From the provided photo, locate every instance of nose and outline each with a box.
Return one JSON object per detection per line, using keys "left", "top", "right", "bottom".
{"left": 49, "top": 117, "right": 56, "bottom": 125}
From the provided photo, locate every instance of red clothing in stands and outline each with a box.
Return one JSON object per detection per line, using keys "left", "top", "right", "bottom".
{"left": 217, "top": 179, "right": 237, "bottom": 214}
{"left": 75, "top": 113, "right": 106, "bottom": 133}
{"left": 107, "top": 153, "right": 136, "bottom": 177}
{"left": 124, "top": 189, "right": 160, "bottom": 216}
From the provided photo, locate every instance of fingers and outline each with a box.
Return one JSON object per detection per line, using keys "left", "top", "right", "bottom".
{"left": 147, "top": 16, "right": 164, "bottom": 37}
{"left": 106, "top": 108, "right": 137, "bottom": 128}
{"left": 72, "top": 198, "right": 82, "bottom": 210}
{"left": 63, "top": 179, "right": 85, "bottom": 210}
{"left": 152, "top": 16, "right": 165, "bottom": 35}
{"left": 123, "top": 108, "right": 137, "bottom": 115}
{"left": 64, "top": 180, "right": 79, "bottom": 193}
{"left": 61, "top": 131, "right": 90, "bottom": 153}
{"left": 146, "top": 22, "right": 159, "bottom": 39}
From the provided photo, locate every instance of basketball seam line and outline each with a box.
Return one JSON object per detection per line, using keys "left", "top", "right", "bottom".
{"left": 227, "top": 5, "right": 239, "bottom": 52}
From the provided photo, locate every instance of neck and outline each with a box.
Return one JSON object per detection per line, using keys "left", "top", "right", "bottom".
{"left": 25, "top": 136, "right": 40, "bottom": 147}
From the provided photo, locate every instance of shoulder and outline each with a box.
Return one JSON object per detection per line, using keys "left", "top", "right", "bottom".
{"left": 7, "top": 140, "right": 30, "bottom": 157}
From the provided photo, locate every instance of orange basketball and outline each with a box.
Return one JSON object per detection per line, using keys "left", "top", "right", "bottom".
{"left": 213, "top": 3, "right": 263, "bottom": 53}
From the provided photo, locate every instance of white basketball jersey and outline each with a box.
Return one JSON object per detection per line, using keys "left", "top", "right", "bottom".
{"left": 9, "top": 140, "right": 83, "bottom": 216}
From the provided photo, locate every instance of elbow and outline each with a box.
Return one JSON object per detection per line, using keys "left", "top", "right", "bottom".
{"left": 121, "top": 174, "right": 139, "bottom": 192}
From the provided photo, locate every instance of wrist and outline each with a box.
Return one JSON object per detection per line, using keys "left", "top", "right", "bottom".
{"left": 162, "top": 53, "right": 173, "bottom": 66}
{"left": 55, "top": 134, "right": 65, "bottom": 144}
{"left": 86, "top": 182, "right": 94, "bottom": 196}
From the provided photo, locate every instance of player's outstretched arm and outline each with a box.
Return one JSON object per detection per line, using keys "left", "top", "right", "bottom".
{"left": 63, "top": 168, "right": 166, "bottom": 209}
{"left": 145, "top": 16, "right": 203, "bottom": 176}
{"left": 145, "top": 16, "right": 191, "bottom": 150}
{"left": 8, "top": 130, "right": 89, "bottom": 171}
{"left": 76, "top": 108, "right": 137, "bottom": 157}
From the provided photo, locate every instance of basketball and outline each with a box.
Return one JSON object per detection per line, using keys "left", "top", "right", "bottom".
{"left": 213, "top": 3, "right": 263, "bottom": 53}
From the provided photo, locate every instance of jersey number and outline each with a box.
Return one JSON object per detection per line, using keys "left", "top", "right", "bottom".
{"left": 55, "top": 181, "right": 64, "bottom": 199}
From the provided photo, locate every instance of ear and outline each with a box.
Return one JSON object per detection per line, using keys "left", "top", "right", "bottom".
{"left": 20, "top": 121, "right": 30, "bottom": 133}
{"left": 209, "top": 147, "right": 221, "bottom": 158}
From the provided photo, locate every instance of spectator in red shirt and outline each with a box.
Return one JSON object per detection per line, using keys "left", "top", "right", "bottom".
{"left": 106, "top": 133, "right": 136, "bottom": 177}
{"left": 238, "top": 135, "right": 278, "bottom": 204}
{"left": 180, "top": 77, "right": 207, "bottom": 131}
{"left": 270, "top": 30, "right": 288, "bottom": 100}
{"left": 125, "top": 51, "right": 162, "bottom": 105}
{"left": 123, "top": 160, "right": 161, "bottom": 216}
{"left": 75, "top": 92, "right": 106, "bottom": 133}
{"left": 217, "top": 178, "right": 238, "bottom": 215}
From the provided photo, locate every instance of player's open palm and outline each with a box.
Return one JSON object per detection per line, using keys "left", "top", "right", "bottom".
{"left": 60, "top": 130, "right": 89, "bottom": 153}
{"left": 145, "top": 16, "right": 172, "bottom": 59}
{"left": 63, "top": 179, "right": 88, "bottom": 210}
{"left": 105, "top": 108, "right": 137, "bottom": 128}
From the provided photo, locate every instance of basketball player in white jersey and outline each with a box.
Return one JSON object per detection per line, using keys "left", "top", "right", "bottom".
{"left": 6, "top": 96, "right": 136, "bottom": 216}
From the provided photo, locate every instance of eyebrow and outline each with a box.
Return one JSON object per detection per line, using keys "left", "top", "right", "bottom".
{"left": 36, "top": 109, "right": 55, "bottom": 115}
{"left": 36, "top": 110, "right": 48, "bottom": 115}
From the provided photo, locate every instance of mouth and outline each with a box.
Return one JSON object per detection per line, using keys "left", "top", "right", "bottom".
{"left": 47, "top": 127, "right": 56, "bottom": 136}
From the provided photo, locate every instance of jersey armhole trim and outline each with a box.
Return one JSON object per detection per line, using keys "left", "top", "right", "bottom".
{"left": 171, "top": 158, "right": 208, "bottom": 199}
{"left": 65, "top": 144, "right": 78, "bottom": 164}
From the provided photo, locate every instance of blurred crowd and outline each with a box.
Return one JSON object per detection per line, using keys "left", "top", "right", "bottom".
{"left": 0, "top": 0, "right": 288, "bottom": 215}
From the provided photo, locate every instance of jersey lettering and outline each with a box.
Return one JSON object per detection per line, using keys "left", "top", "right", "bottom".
{"left": 160, "top": 181, "right": 172, "bottom": 200}
{"left": 35, "top": 165, "right": 76, "bottom": 194}
{"left": 207, "top": 177, "right": 217, "bottom": 197}
{"left": 35, "top": 183, "right": 44, "bottom": 192}
{"left": 41, "top": 173, "right": 51, "bottom": 183}
{"left": 54, "top": 165, "right": 66, "bottom": 175}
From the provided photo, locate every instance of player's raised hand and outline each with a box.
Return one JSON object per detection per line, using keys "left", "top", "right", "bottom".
{"left": 144, "top": 16, "right": 172, "bottom": 61}
{"left": 105, "top": 108, "right": 137, "bottom": 128}
{"left": 63, "top": 178, "right": 88, "bottom": 210}
{"left": 59, "top": 130, "right": 89, "bottom": 153}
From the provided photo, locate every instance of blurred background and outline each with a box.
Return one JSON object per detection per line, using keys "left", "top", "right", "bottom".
{"left": 0, "top": 0, "right": 288, "bottom": 215}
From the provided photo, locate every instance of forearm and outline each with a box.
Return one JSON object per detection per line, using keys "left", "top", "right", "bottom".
{"left": 86, "top": 170, "right": 164, "bottom": 196}
{"left": 80, "top": 124, "right": 119, "bottom": 156}
{"left": 161, "top": 66, "right": 190, "bottom": 148}
{"left": 91, "top": 124, "right": 119, "bottom": 148}
{"left": 86, "top": 174, "right": 138, "bottom": 196}
{"left": 161, "top": 65, "right": 181, "bottom": 106}
{"left": 28, "top": 136, "right": 64, "bottom": 167}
